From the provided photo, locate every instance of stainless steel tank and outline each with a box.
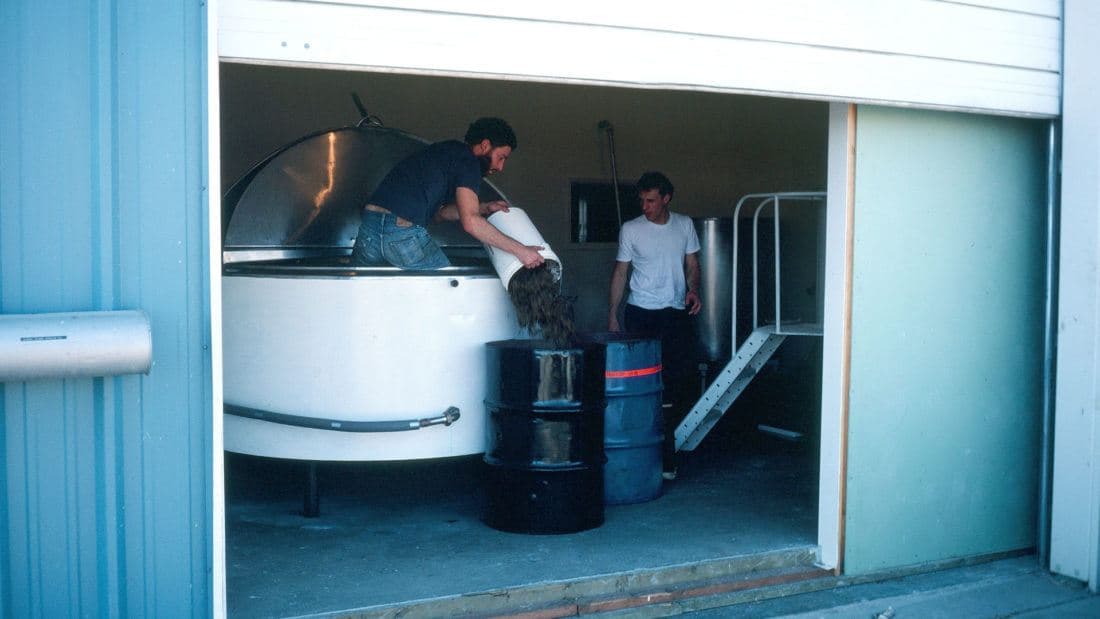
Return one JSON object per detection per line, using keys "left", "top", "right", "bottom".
{"left": 692, "top": 217, "right": 733, "bottom": 365}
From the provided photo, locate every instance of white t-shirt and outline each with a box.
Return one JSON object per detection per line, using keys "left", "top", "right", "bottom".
{"left": 616, "top": 212, "right": 701, "bottom": 310}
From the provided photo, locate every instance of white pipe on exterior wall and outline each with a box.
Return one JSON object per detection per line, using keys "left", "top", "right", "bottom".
{"left": 0, "top": 310, "right": 152, "bottom": 381}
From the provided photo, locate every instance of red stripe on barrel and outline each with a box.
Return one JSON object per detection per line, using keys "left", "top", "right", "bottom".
{"left": 605, "top": 364, "right": 662, "bottom": 379}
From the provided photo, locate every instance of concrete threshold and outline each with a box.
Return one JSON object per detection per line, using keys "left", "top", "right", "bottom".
{"left": 292, "top": 545, "right": 824, "bottom": 619}
{"left": 603, "top": 549, "right": 1039, "bottom": 617}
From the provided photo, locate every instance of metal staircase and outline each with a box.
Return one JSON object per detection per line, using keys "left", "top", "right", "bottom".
{"left": 675, "top": 192, "right": 826, "bottom": 452}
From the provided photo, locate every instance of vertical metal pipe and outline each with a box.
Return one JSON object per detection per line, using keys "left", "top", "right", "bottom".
{"left": 1038, "top": 120, "right": 1060, "bottom": 566}
{"left": 774, "top": 198, "right": 783, "bottom": 333}
{"left": 752, "top": 206, "right": 760, "bottom": 330}
{"left": 752, "top": 200, "right": 768, "bottom": 331}
{"left": 732, "top": 197, "right": 747, "bottom": 347}
{"left": 303, "top": 461, "right": 321, "bottom": 518}
{"left": 599, "top": 120, "right": 623, "bottom": 229}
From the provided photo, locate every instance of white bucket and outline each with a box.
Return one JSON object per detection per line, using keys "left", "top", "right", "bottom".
{"left": 485, "top": 207, "right": 561, "bottom": 290}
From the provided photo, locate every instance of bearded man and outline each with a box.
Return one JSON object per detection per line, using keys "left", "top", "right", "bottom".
{"left": 352, "top": 117, "right": 544, "bottom": 271}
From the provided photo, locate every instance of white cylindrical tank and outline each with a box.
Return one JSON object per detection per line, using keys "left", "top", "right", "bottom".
{"left": 220, "top": 124, "right": 532, "bottom": 462}
{"left": 222, "top": 265, "right": 521, "bottom": 461}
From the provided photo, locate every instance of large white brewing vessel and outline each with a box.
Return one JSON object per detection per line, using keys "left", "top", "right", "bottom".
{"left": 221, "top": 124, "right": 522, "bottom": 461}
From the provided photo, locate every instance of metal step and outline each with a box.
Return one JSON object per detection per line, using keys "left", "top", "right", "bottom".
{"left": 774, "top": 321, "right": 823, "bottom": 337}
{"left": 675, "top": 325, "right": 787, "bottom": 452}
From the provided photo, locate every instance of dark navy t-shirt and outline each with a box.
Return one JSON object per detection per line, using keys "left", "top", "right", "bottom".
{"left": 368, "top": 140, "right": 482, "bottom": 226}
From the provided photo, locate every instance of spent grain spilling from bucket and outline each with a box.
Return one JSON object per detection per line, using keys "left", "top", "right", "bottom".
{"left": 508, "top": 264, "right": 574, "bottom": 347}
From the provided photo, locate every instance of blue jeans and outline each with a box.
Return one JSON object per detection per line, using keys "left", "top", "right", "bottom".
{"left": 351, "top": 209, "right": 450, "bottom": 270}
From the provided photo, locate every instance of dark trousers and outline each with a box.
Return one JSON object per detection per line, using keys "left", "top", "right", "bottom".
{"left": 623, "top": 304, "right": 698, "bottom": 466}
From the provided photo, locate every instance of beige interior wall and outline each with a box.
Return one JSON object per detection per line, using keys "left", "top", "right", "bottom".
{"left": 220, "top": 62, "right": 828, "bottom": 331}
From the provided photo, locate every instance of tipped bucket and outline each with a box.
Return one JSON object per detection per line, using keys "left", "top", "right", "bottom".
{"left": 485, "top": 207, "right": 561, "bottom": 290}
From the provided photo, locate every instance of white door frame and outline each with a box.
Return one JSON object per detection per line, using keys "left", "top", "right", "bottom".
{"left": 206, "top": 2, "right": 228, "bottom": 617}
{"left": 1049, "top": 0, "right": 1100, "bottom": 592}
{"left": 817, "top": 103, "right": 856, "bottom": 571}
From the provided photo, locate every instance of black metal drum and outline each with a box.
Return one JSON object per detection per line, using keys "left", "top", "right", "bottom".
{"left": 483, "top": 339, "right": 606, "bottom": 534}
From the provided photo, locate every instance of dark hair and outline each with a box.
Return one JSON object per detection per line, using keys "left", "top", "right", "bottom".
{"left": 636, "top": 171, "right": 674, "bottom": 199}
{"left": 465, "top": 117, "right": 517, "bottom": 150}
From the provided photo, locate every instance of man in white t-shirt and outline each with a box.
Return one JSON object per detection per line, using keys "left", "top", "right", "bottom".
{"left": 608, "top": 171, "right": 701, "bottom": 478}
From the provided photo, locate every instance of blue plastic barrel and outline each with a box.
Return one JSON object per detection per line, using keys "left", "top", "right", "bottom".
{"left": 582, "top": 333, "right": 664, "bottom": 505}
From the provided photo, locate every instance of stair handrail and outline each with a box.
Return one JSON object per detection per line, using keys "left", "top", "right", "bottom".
{"left": 732, "top": 192, "right": 827, "bottom": 346}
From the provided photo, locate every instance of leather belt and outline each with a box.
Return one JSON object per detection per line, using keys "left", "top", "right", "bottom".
{"left": 365, "top": 204, "right": 413, "bottom": 227}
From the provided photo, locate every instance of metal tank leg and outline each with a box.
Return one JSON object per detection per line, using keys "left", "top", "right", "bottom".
{"left": 303, "top": 461, "right": 320, "bottom": 518}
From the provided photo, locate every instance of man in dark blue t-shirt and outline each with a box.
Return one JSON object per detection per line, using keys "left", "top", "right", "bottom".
{"left": 351, "top": 117, "right": 545, "bottom": 270}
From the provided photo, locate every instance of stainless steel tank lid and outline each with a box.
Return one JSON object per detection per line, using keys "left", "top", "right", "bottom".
{"left": 222, "top": 124, "right": 510, "bottom": 253}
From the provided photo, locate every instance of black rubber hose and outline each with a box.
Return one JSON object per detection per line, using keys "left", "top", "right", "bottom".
{"left": 225, "top": 403, "right": 459, "bottom": 433}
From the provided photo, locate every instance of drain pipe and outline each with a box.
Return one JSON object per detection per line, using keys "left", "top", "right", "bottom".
{"left": 1038, "top": 120, "right": 1060, "bottom": 567}
{"left": 598, "top": 120, "right": 623, "bottom": 229}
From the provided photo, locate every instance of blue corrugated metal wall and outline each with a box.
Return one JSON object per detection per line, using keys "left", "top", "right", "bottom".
{"left": 1, "top": 1, "right": 212, "bottom": 617}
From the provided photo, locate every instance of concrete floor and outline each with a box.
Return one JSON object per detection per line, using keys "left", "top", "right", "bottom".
{"left": 222, "top": 342, "right": 1093, "bottom": 619}
{"left": 225, "top": 425, "right": 820, "bottom": 618}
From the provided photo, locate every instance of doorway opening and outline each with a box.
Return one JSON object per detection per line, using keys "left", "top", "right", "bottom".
{"left": 217, "top": 61, "right": 836, "bottom": 617}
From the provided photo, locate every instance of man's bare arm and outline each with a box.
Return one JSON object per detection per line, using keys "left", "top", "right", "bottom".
{"left": 454, "top": 187, "right": 543, "bottom": 268}
{"left": 684, "top": 251, "right": 702, "bottom": 315}
{"left": 608, "top": 260, "right": 631, "bottom": 331}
